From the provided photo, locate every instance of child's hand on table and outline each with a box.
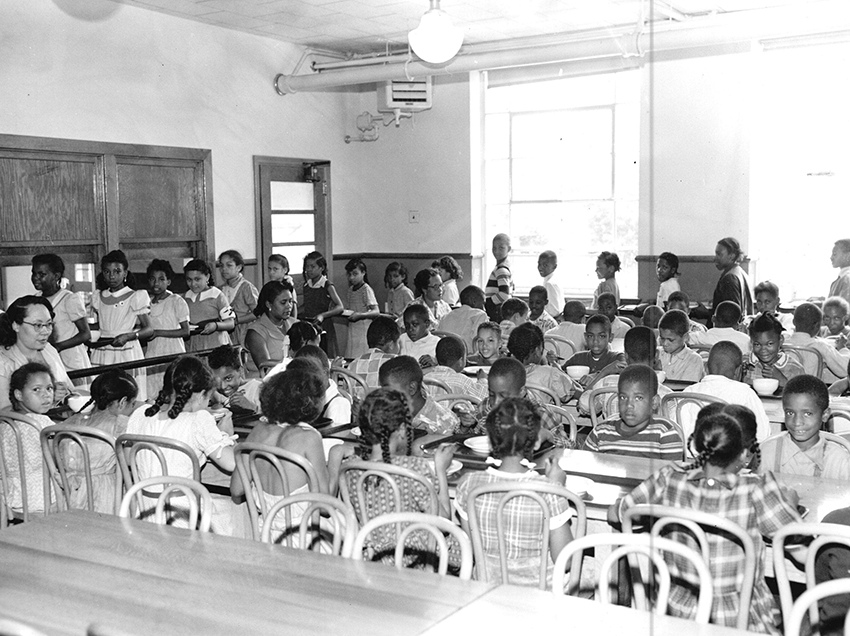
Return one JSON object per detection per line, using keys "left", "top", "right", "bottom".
{"left": 419, "top": 355, "right": 437, "bottom": 369}
{"left": 433, "top": 443, "right": 456, "bottom": 474}
{"left": 544, "top": 449, "right": 566, "bottom": 486}
{"left": 217, "top": 411, "right": 234, "bottom": 436}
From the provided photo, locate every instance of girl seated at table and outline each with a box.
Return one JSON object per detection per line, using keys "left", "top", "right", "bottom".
{"left": 611, "top": 406, "right": 801, "bottom": 632}
{"left": 453, "top": 397, "right": 574, "bottom": 587}
{"left": 64, "top": 369, "right": 138, "bottom": 513}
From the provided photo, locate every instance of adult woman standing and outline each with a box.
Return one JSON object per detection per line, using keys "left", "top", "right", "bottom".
{"left": 0, "top": 296, "right": 73, "bottom": 409}
{"left": 245, "top": 280, "right": 297, "bottom": 373}
{"left": 712, "top": 237, "right": 754, "bottom": 317}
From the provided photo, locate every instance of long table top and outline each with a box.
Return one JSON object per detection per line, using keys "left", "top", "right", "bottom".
{"left": 0, "top": 510, "right": 495, "bottom": 636}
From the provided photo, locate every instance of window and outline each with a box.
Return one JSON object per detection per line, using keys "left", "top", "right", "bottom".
{"left": 483, "top": 71, "right": 640, "bottom": 298}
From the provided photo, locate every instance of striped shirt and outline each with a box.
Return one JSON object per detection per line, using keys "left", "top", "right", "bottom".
{"left": 583, "top": 416, "right": 682, "bottom": 461}
{"left": 485, "top": 258, "right": 513, "bottom": 306}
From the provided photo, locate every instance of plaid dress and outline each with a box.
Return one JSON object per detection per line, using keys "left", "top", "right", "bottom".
{"left": 619, "top": 463, "right": 801, "bottom": 633}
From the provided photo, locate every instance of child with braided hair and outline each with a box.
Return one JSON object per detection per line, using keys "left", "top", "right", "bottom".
{"left": 126, "top": 355, "right": 238, "bottom": 533}
{"left": 454, "top": 397, "right": 574, "bottom": 587}
{"left": 696, "top": 402, "right": 762, "bottom": 470}
{"left": 611, "top": 406, "right": 801, "bottom": 633}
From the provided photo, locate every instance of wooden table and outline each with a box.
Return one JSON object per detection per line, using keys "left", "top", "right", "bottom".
{"left": 0, "top": 510, "right": 495, "bottom": 636}
{"left": 421, "top": 584, "right": 747, "bottom": 635}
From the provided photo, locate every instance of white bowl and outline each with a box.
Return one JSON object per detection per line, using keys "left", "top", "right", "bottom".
{"left": 67, "top": 394, "right": 91, "bottom": 413}
{"left": 463, "top": 436, "right": 491, "bottom": 454}
{"left": 565, "top": 365, "right": 590, "bottom": 380}
{"left": 753, "top": 378, "right": 779, "bottom": 396}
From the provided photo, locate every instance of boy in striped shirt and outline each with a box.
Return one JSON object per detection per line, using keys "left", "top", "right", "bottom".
{"left": 583, "top": 364, "right": 682, "bottom": 461}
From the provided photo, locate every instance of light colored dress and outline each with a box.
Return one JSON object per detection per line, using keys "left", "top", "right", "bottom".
{"left": 0, "top": 411, "right": 54, "bottom": 513}
{"left": 62, "top": 409, "right": 128, "bottom": 513}
{"left": 0, "top": 343, "right": 73, "bottom": 410}
{"left": 146, "top": 292, "right": 190, "bottom": 398}
{"left": 91, "top": 287, "right": 151, "bottom": 400}
{"left": 40, "top": 289, "right": 91, "bottom": 375}
{"left": 345, "top": 283, "right": 378, "bottom": 358}
{"left": 245, "top": 314, "right": 295, "bottom": 374}
{"left": 442, "top": 279, "right": 459, "bottom": 307}
{"left": 184, "top": 287, "right": 234, "bottom": 352}
{"left": 221, "top": 275, "right": 259, "bottom": 347}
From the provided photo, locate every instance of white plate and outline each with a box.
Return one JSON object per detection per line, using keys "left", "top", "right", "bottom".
{"left": 564, "top": 475, "right": 593, "bottom": 497}
{"left": 463, "top": 436, "right": 491, "bottom": 453}
{"left": 428, "top": 459, "right": 463, "bottom": 476}
{"left": 463, "top": 366, "right": 489, "bottom": 375}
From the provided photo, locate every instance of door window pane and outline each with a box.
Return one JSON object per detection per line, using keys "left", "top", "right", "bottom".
{"left": 270, "top": 181, "right": 314, "bottom": 211}
{"left": 271, "top": 213, "right": 315, "bottom": 244}
{"left": 272, "top": 244, "right": 315, "bottom": 274}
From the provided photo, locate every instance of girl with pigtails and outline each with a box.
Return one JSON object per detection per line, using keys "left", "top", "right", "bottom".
{"left": 611, "top": 405, "right": 801, "bottom": 633}
{"left": 126, "top": 355, "right": 238, "bottom": 534}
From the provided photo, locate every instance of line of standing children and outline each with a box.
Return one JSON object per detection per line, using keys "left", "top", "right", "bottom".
{"left": 145, "top": 259, "right": 190, "bottom": 397}
{"left": 218, "top": 250, "right": 259, "bottom": 347}
{"left": 344, "top": 258, "right": 379, "bottom": 359}
{"left": 183, "top": 259, "right": 235, "bottom": 353}
{"left": 300, "top": 251, "right": 344, "bottom": 358}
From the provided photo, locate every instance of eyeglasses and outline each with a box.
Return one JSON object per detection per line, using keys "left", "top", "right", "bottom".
{"left": 427, "top": 284, "right": 443, "bottom": 290}
{"left": 21, "top": 321, "right": 54, "bottom": 332}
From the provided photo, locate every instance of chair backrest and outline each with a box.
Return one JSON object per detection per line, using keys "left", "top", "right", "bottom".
{"left": 114, "top": 433, "right": 200, "bottom": 489}
{"left": 0, "top": 411, "right": 50, "bottom": 522}
{"left": 543, "top": 334, "right": 576, "bottom": 361}
{"left": 118, "top": 476, "right": 212, "bottom": 531}
{"left": 466, "top": 480, "right": 587, "bottom": 590}
{"left": 525, "top": 383, "right": 559, "bottom": 406}
{"left": 261, "top": 492, "right": 358, "bottom": 557}
{"left": 431, "top": 330, "right": 467, "bottom": 356}
{"left": 786, "top": 578, "right": 850, "bottom": 636}
{"left": 782, "top": 344, "right": 825, "bottom": 379}
{"left": 432, "top": 393, "right": 482, "bottom": 410}
{"left": 552, "top": 532, "right": 714, "bottom": 623}
{"left": 339, "top": 459, "right": 439, "bottom": 524}
{"left": 828, "top": 408, "right": 850, "bottom": 434}
{"left": 588, "top": 386, "right": 619, "bottom": 428}
{"left": 772, "top": 521, "right": 850, "bottom": 630}
{"left": 422, "top": 376, "right": 452, "bottom": 396}
{"left": 659, "top": 392, "right": 727, "bottom": 449}
{"left": 351, "top": 511, "right": 473, "bottom": 578}
{"left": 539, "top": 404, "right": 577, "bottom": 447}
{"left": 40, "top": 424, "right": 120, "bottom": 514}
{"left": 622, "top": 503, "right": 754, "bottom": 630}
{"left": 234, "top": 442, "right": 322, "bottom": 541}
{"left": 330, "top": 367, "right": 370, "bottom": 403}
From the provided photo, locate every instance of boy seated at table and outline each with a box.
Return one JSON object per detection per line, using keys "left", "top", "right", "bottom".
{"left": 295, "top": 345, "right": 351, "bottom": 425}
{"left": 785, "top": 303, "right": 850, "bottom": 383}
{"left": 507, "top": 323, "right": 576, "bottom": 405}
{"left": 437, "top": 285, "right": 488, "bottom": 354}
{"left": 577, "top": 326, "right": 671, "bottom": 416}
{"left": 658, "top": 309, "right": 705, "bottom": 383}
{"left": 641, "top": 305, "right": 663, "bottom": 333}
{"left": 688, "top": 301, "right": 751, "bottom": 354}
{"left": 759, "top": 374, "right": 850, "bottom": 480}
{"left": 562, "top": 314, "right": 626, "bottom": 388}
{"left": 348, "top": 315, "right": 400, "bottom": 390}
{"left": 527, "top": 285, "right": 558, "bottom": 333}
{"left": 744, "top": 312, "right": 805, "bottom": 388}
{"left": 582, "top": 365, "right": 682, "bottom": 461}
{"left": 398, "top": 304, "right": 441, "bottom": 368}
{"left": 749, "top": 280, "right": 795, "bottom": 332}
{"left": 547, "top": 300, "right": 587, "bottom": 355}
{"left": 208, "top": 345, "right": 262, "bottom": 413}
{"left": 378, "top": 355, "right": 458, "bottom": 435}
{"left": 424, "top": 334, "right": 487, "bottom": 400}
{"left": 820, "top": 295, "right": 850, "bottom": 342}
{"left": 466, "top": 321, "right": 503, "bottom": 366}
{"left": 667, "top": 291, "right": 707, "bottom": 333}
{"left": 499, "top": 298, "right": 529, "bottom": 349}
{"left": 597, "top": 292, "right": 630, "bottom": 339}
{"left": 457, "top": 357, "right": 572, "bottom": 448}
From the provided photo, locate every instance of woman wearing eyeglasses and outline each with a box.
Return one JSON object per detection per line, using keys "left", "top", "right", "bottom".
{"left": 244, "top": 281, "right": 297, "bottom": 375}
{"left": 0, "top": 295, "right": 73, "bottom": 409}
{"left": 401, "top": 268, "right": 452, "bottom": 332}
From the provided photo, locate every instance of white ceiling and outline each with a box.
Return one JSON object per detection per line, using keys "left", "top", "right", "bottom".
{"left": 103, "top": 0, "right": 807, "bottom": 56}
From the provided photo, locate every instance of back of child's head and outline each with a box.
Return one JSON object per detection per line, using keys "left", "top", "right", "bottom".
{"left": 598, "top": 251, "right": 621, "bottom": 272}
{"left": 183, "top": 258, "right": 212, "bottom": 278}
{"left": 146, "top": 258, "right": 175, "bottom": 280}
{"left": 9, "top": 362, "right": 53, "bottom": 410}
{"left": 585, "top": 313, "right": 611, "bottom": 334}
{"left": 715, "top": 403, "right": 760, "bottom": 469}
{"left": 706, "top": 341, "right": 743, "bottom": 378}
{"left": 624, "top": 326, "right": 656, "bottom": 365}
{"left": 378, "top": 355, "right": 423, "bottom": 390}
{"left": 641, "top": 305, "right": 664, "bottom": 329}
{"left": 413, "top": 268, "right": 439, "bottom": 297}
{"left": 528, "top": 285, "right": 547, "bottom": 301}
{"left": 793, "top": 302, "right": 823, "bottom": 335}
{"left": 356, "top": 388, "right": 412, "bottom": 462}
{"left": 287, "top": 320, "right": 321, "bottom": 353}
{"left": 402, "top": 302, "right": 430, "bottom": 325}
{"left": 294, "top": 344, "right": 330, "bottom": 372}
{"left": 713, "top": 301, "right": 742, "bottom": 328}
{"left": 657, "top": 251, "right": 679, "bottom": 274}
{"left": 146, "top": 355, "right": 214, "bottom": 419}
{"left": 562, "top": 300, "right": 586, "bottom": 323}
{"left": 459, "top": 285, "right": 485, "bottom": 308}
{"left": 485, "top": 397, "right": 541, "bottom": 461}
{"left": 31, "top": 253, "right": 64, "bottom": 276}
{"left": 667, "top": 291, "right": 690, "bottom": 310}
{"left": 367, "top": 316, "right": 401, "bottom": 348}
{"left": 754, "top": 280, "right": 779, "bottom": 299}
{"left": 303, "top": 251, "right": 328, "bottom": 276}
{"left": 433, "top": 255, "right": 463, "bottom": 281}
{"left": 783, "top": 374, "right": 829, "bottom": 412}
{"left": 500, "top": 297, "right": 529, "bottom": 322}
{"left": 488, "top": 357, "right": 526, "bottom": 392}
{"left": 506, "top": 322, "right": 544, "bottom": 363}
{"left": 89, "top": 369, "right": 138, "bottom": 411}
{"left": 254, "top": 280, "right": 294, "bottom": 318}
{"left": 384, "top": 261, "right": 408, "bottom": 287}
{"left": 823, "top": 296, "right": 850, "bottom": 317}
{"left": 268, "top": 253, "right": 289, "bottom": 271}
{"left": 435, "top": 335, "right": 465, "bottom": 367}
{"left": 218, "top": 250, "right": 244, "bottom": 268}
{"left": 260, "top": 364, "right": 326, "bottom": 426}
{"left": 748, "top": 311, "right": 784, "bottom": 338}
{"left": 658, "top": 309, "right": 689, "bottom": 336}
{"left": 618, "top": 364, "right": 657, "bottom": 397}
{"left": 688, "top": 410, "right": 744, "bottom": 470}
{"left": 345, "top": 257, "right": 369, "bottom": 284}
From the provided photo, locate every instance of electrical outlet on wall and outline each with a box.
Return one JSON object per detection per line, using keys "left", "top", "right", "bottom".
{"left": 408, "top": 210, "right": 419, "bottom": 223}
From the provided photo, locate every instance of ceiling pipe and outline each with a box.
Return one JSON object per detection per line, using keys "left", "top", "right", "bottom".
{"left": 274, "top": 1, "right": 850, "bottom": 94}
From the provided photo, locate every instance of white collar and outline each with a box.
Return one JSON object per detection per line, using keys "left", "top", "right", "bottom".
{"left": 305, "top": 275, "right": 327, "bottom": 289}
